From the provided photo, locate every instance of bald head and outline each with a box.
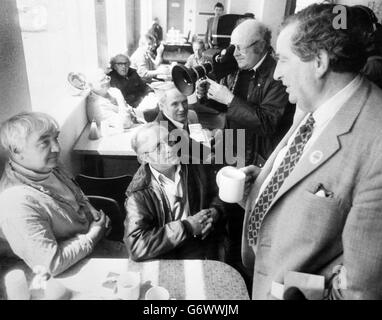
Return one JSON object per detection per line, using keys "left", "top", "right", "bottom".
{"left": 230, "top": 19, "right": 272, "bottom": 70}
{"left": 231, "top": 19, "right": 271, "bottom": 50}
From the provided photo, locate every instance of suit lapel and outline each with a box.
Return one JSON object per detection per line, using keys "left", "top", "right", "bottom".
{"left": 265, "top": 78, "right": 370, "bottom": 213}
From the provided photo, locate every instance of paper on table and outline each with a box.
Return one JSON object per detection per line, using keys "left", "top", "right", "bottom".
{"left": 284, "top": 271, "right": 325, "bottom": 300}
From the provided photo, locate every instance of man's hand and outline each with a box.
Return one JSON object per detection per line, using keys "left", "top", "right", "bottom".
{"left": 196, "top": 79, "right": 209, "bottom": 100}
{"left": 185, "top": 209, "right": 213, "bottom": 238}
{"left": 206, "top": 78, "right": 235, "bottom": 105}
{"left": 87, "top": 210, "right": 111, "bottom": 243}
{"left": 88, "top": 204, "right": 101, "bottom": 221}
{"left": 240, "top": 165, "right": 261, "bottom": 198}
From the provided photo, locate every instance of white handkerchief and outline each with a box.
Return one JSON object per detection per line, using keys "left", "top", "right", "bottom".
{"left": 315, "top": 190, "right": 326, "bottom": 198}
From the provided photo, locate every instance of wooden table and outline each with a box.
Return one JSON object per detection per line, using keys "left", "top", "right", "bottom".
{"left": 72, "top": 124, "right": 141, "bottom": 177}
{"left": 55, "top": 258, "right": 250, "bottom": 300}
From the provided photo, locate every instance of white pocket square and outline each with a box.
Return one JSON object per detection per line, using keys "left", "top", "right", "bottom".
{"left": 315, "top": 190, "right": 326, "bottom": 198}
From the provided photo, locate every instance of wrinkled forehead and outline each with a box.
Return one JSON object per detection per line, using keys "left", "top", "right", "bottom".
{"left": 138, "top": 125, "right": 168, "bottom": 151}
{"left": 115, "top": 57, "right": 129, "bottom": 64}
{"left": 22, "top": 118, "right": 59, "bottom": 144}
{"left": 276, "top": 23, "right": 296, "bottom": 55}
{"left": 165, "top": 88, "right": 187, "bottom": 104}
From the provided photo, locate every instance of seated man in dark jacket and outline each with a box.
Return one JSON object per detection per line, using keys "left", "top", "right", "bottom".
{"left": 124, "top": 122, "right": 226, "bottom": 261}
{"left": 107, "top": 53, "right": 153, "bottom": 108}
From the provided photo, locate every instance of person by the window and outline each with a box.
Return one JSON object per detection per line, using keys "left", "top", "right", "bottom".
{"left": 86, "top": 69, "right": 140, "bottom": 129}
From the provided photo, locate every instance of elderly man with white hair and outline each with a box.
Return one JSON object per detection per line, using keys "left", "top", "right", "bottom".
{"left": 124, "top": 122, "right": 226, "bottom": 261}
{"left": 0, "top": 112, "right": 127, "bottom": 276}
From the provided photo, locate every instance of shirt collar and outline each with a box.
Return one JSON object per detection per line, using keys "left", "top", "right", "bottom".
{"left": 149, "top": 164, "right": 181, "bottom": 185}
{"left": 252, "top": 53, "right": 268, "bottom": 73}
{"left": 312, "top": 75, "right": 362, "bottom": 127}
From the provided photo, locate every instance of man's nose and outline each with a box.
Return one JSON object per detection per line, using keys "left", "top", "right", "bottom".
{"left": 51, "top": 140, "right": 60, "bottom": 153}
{"left": 178, "top": 103, "right": 186, "bottom": 112}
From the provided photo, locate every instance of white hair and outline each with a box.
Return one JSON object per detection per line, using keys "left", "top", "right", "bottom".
{"left": 0, "top": 112, "right": 59, "bottom": 153}
{"left": 131, "top": 122, "right": 164, "bottom": 159}
{"left": 154, "top": 82, "right": 179, "bottom": 107}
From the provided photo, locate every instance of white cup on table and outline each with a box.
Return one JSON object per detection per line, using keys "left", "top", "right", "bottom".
{"left": 117, "top": 272, "right": 140, "bottom": 300}
{"left": 145, "top": 286, "right": 170, "bottom": 300}
{"left": 4, "top": 269, "right": 30, "bottom": 300}
{"left": 216, "top": 166, "right": 245, "bottom": 203}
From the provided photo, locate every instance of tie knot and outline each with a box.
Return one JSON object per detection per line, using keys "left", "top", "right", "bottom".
{"left": 301, "top": 114, "right": 315, "bottom": 134}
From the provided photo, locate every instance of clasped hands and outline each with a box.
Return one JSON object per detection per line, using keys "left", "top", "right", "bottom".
{"left": 196, "top": 78, "right": 234, "bottom": 106}
{"left": 186, "top": 208, "right": 219, "bottom": 240}
{"left": 88, "top": 207, "right": 112, "bottom": 242}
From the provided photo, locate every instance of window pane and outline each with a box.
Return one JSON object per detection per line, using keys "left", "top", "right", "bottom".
{"left": 17, "top": 0, "right": 98, "bottom": 112}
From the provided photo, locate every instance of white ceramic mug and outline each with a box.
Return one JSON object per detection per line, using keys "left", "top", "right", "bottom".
{"left": 216, "top": 166, "right": 245, "bottom": 203}
{"left": 145, "top": 286, "right": 170, "bottom": 300}
{"left": 4, "top": 269, "right": 30, "bottom": 300}
{"left": 117, "top": 272, "right": 140, "bottom": 300}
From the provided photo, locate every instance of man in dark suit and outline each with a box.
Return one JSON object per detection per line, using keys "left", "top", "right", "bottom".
{"left": 240, "top": 3, "right": 382, "bottom": 299}
{"left": 205, "top": 2, "right": 224, "bottom": 49}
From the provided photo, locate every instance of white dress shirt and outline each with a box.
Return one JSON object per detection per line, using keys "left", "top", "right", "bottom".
{"left": 149, "top": 164, "right": 189, "bottom": 220}
{"left": 252, "top": 53, "right": 268, "bottom": 73}
{"left": 255, "top": 75, "right": 362, "bottom": 203}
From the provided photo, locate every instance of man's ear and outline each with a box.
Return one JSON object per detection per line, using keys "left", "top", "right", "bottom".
{"left": 9, "top": 146, "right": 23, "bottom": 161}
{"left": 255, "top": 40, "right": 266, "bottom": 55}
{"left": 314, "top": 50, "right": 330, "bottom": 79}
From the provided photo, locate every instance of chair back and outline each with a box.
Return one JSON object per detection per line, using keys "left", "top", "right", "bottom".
{"left": 75, "top": 174, "right": 132, "bottom": 214}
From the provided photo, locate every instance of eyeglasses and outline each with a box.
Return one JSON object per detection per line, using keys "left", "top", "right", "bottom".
{"left": 233, "top": 40, "right": 261, "bottom": 54}
{"left": 143, "top": 139, "right": 177, "bottom": 155}
{"left": 115, "top": 62, "right": 129, "bottom": 66}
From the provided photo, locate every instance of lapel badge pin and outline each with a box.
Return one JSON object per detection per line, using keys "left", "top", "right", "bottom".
{"left": 310, "top": 150, "right": 323, "bottom": 164}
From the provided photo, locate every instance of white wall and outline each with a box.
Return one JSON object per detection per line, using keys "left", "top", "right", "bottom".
{"left": 227, "top": 0, "right": 250, "bottom": 14}
{"left": 151, "top": 0, "right": 167, "bottom": 36}
{"left": 261, "top": 0, "right": 287, "bottom": 47}
{"left": 105, "top": 0, "right": 127, "bottom": 58}
{"left": 0, "top": 0, "right": 32, "bottom": 175}
{"left": 11, "top": 0, "right": 99, "bottom": 173}
{"left": 247, "top": 0, "right": 265, "bottom": 20}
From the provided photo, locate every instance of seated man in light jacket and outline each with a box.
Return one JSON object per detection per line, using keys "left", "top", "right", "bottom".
{"left": 124, "top": 122, "right": 226, "bottom": 261}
